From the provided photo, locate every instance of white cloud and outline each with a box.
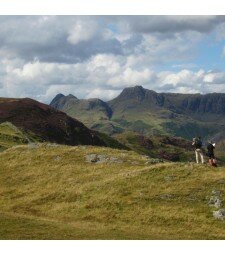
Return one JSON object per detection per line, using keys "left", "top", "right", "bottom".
{"left": 85, "top": 88, "right": 119, "bottom": 100}
{"left": 67, "top": 19, "right": 98, "bottom": 45}
{"left": 0, "top": 16, "right": 225, "bottom": 102}
{"left": 204, "top": 71, "right": 225, "bottom": 84}
{"left": 2, "top": 55, "right": 225, "bottom": 103}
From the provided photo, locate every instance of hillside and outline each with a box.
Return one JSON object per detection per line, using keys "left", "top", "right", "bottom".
{"left": 0, "top": 122, "right": 40, "bottom": 152}
{"left": 50, "top": 86, "right": 225, "bottom": 140}
{"left": 50, "top": 94, "right": 112, "bottom": 122}
{"left": 114, "top": 131, "right": 193, "bottom": 162}
{"left": 0, "top": 97, "right": 125, "bottom": 149}
{"left": 1, "top": 144, "right": 225, "bottom": 239}
{"left": 50, "top": 94, "right": 116, "bottom": 135}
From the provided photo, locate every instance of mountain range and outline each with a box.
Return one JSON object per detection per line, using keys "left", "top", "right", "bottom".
{"left": 1, "top": 85, "right": 225, "bottom": 161}
{"left": 0, "top": 97, "right": 126, "bottom": 150}
{"left": 50, "top": 85, "right": 225, "bottom": 141}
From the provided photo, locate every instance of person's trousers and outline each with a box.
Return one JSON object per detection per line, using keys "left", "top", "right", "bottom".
{"left": 195, "top": 149, "right": 205, "bottom": 164}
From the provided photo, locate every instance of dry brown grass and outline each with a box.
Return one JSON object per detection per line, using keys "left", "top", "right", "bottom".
{"left": 1, "top": 144, "right": 225, "bottom": 239}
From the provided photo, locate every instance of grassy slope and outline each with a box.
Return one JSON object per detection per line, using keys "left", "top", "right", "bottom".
{"left": 1, "top": 144, "right": 225, "bottom": 239}
{"left": 0, "top": 122, "right": 40, "bottom": 152}
{"left": 66, "top": 107, "right": 107, "bottom": 125}
{"left": 96, "top": 131, "right": 129, "bottom": 150}
{"left": 111, "top": 109, "right": 221, "bottom": 140}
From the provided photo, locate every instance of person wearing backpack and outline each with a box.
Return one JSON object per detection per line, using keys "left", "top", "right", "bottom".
{"left": 192, "top": 136, "right": 205, "bottom": 164}
{"left": 207, "top": 141, "right": 217, "bottom": 167}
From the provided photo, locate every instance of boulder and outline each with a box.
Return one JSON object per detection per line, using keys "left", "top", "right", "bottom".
{"left": 85, "top": 154, "right": 123, "bottom": 164}
{"left": 213, "top": 209, "right": 225, "bottom": 221}
{"left": 28, "top": 143, "right": 39, "bottom": 149}
{"left": 164, "top": 175, "right": 176, "bottom": 181}
{"left": 208, "top": 196, "right": 222, "bottom": 208}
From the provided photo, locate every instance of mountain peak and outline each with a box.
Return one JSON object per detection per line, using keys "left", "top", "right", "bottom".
{"left": 134, "top": 85, "right": 144, "bottom": 90}
{"left": 50, "top": 93, "right": 65, "bottom": 106}
{"left": 50, "top": 93, "right": 78, "bottom": 110}
{"left": 123, "top": 85, "right": 145, "bottom": 93}
{"left": 117, "top": 85, "right": 147, "bottom": 102}
{"left": 67, "top": 94, "right": 77, "bottom": 99}
{"left": 54, "top": 93, "right": 65, "bottom": 100}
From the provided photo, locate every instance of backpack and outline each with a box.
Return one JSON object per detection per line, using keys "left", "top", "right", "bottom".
{"left": 195, "top": 139, "right": 202, "bottom": 149}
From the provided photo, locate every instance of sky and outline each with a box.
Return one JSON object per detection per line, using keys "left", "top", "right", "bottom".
{"left": 1, "top": 15, "right": 225, "bottom": 103}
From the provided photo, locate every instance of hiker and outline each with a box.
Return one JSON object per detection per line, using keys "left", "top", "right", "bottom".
{"left": 207, "top": 141, "right": 217, "bottom": 167}
{"left": 192, "top": 136, "right": 205, "bottom": 164}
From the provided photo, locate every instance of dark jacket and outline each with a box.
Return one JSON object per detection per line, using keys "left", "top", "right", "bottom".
{"left": 193, "top": 139, "right": 203, "bottom": 149}
{"left": 207, "top": 143, "right": 215, "bottom": 158}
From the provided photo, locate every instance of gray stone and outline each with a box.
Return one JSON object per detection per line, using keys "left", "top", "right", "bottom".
{"left": 164, "top": 175, "right": 176, "bottom": 181}
{"left": 110, "top": 157, "right": 123, "bottom": 163}
{"left": 85, "top": 154, "right": 100, "bottom": 163}
{"left": 208, "top": 196, "right": 222, "bottom": 208}
{"left": 85, "top": 154, "right": 123, "bottom": 164}
{"left": 53, "top": 155, "right": 61, "bottom": 161}
{"left": 145, "top": 158, "right": 164, "bottom": 165}
{"left": 159, "top": 194, "right": 175, "bottom": 200}
{"left": 95, "top": 154, "right": 108, "bottom": 164}
{"left": 28, "top": 143, "right": 39, "bottom": 149}
{"left": 213, "top": 209, "right": 225, "bottom": 221}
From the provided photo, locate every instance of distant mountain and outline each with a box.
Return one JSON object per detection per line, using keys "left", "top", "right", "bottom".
{"left": 50, "top": 94, "right": 116, "bottom": 134}
{"left": 50, "top": 86, "right": 225, "bottom": 140}
{"left": 0, "top": 97, "right": 124, "bottom": 148}
{"left": 52, "top": 94, "right": 112, "bottom": 119}
{"left": 50, "top": 93, "right": 78, "bottom": 110}
{"left": 109, "top": 85, "right": 225, "bottom": 117}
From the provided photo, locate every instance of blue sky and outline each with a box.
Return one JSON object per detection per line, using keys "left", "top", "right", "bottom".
{"left": 195, "top": 39, "right": 225, "bottom": 71}
{"left": 0, "top": 16, "right": 225, "bottom": 102}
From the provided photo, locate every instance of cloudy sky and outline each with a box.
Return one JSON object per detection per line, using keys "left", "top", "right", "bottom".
{"left": 1, "top": 15, "right": 225, "bottom": 102}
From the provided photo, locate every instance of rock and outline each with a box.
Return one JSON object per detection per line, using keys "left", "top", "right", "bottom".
{"left": 213, "top": 209, "right": 225, "bottom": 221}
{"left": 145, "top": 158, "right": 164, "bottom": 165}
{"left": 53, "top": 155, "right": 61, "bottom": 161}
{"left": 158, "top": 194, "right": 175, "bottom": 200}
{"left": 110, "top": 157, "right": 123, "bottom": 163}
{"left": 85, "top": 154, "right": 101, "bottom": 163}
{"left": 85, "top": 154, "right": 123, "bottom": 164}
{"left": 28, "top": 143, "right": 39, "bottom": 149}
{"left": 208, "top": 196, "right": 222, "bottom": 208}
{"left": 95, "top": 154, "right": 108, "bottom": 163}
{"left": 164, "top": 175, "right": 176, "bottom": 181}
